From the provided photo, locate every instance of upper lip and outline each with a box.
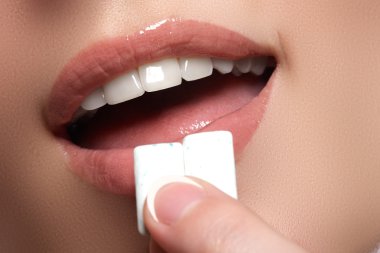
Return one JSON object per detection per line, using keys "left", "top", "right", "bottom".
{"left": 44, "top": 18, "right": 276, "bottom": 195}
{"left": 45, "top": 18, "right": 274, "bottom": 134}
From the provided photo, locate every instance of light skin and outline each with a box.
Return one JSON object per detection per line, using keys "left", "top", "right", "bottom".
{"left": 1, "top": 1, "right": 380, "bottom": 252}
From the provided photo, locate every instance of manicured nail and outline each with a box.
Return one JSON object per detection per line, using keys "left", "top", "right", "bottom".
{"left": 147, "top": 176, "right": 204, "bottom": 225}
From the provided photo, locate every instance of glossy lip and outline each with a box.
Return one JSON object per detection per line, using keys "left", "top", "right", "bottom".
{"left": 45, "top": 18, "right": 277, "bottom": 196}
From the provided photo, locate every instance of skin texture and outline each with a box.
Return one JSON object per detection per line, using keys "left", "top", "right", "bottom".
{"left": 0, "top": 0, "right": 379, "bottom": 252}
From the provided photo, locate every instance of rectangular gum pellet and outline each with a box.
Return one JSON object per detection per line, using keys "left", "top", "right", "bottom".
{"left": 134, "top": 131, "right": 237, "bottom": 236}
{"left": 183, "top": 131, "right": 238, "bottom": 199}
{"left": 134, "top": 142, "right": 185, "bottom": 235}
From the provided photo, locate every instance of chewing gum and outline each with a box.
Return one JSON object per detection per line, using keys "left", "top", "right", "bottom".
{"left": 183, "top": 131, "right": 237, "bottom": 199}
{"left": 134, "top": 131, "right": 237, "bottom": 235}
{"left": 134, "top": 143, "right": 184, "bottom": 235}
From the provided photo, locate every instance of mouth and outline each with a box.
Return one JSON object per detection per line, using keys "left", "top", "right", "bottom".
{"left": 45, "top": 19, "right": 278, "bottom": 196}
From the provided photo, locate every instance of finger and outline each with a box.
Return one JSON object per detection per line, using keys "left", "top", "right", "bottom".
{"left": 144, "top": 176, "right": 308, "bottom": 253}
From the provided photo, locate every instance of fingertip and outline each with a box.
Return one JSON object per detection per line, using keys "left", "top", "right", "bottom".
{"left": 146, "top": 176, "right": 204, "bottom": 226}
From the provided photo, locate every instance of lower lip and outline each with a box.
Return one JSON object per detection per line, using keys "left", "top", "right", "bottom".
{"left": 60, "top": 73, "right": 275, "bottom": 196}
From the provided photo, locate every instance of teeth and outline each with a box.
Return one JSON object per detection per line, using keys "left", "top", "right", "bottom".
{"left": 81, "top": 88, "right": 106, "bottom": 110}
{"left": 103, "top": 70, "right": 144, "bottom": 105}
{"left": 251, "top": 56, "right": 268, "bottom": 76}
{"left": 235, "top": 58, "right": 252, "bottom": 73}
{"left": 232, "top": 67, "right": 242, "bottom": 77}
{"left": 72, "top": 108, "right": 89, "bottom": 122}
{"left": 80, "top": 56, "right": 273, "bottom": 111}
{"left": 212, "top": 59, "right": 234, "bottom": 74}
{"left": 138, "top": 58, "right": 182, "bottom": 92}
{"left": 179, "top": 57, "right": 213, "bottom": 81}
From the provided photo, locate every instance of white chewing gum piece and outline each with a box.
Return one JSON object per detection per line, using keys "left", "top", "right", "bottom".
{"left": 183, "top": 131, "right": 238, "bottom": 199}
{"left": 134, "top": 143, "right": 185, "bottom": 235}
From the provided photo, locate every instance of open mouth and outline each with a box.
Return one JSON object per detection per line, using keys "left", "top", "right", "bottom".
{"left": 70, "top": 57, "right": 274, "bottom": 149}
{"left": 45, "top": 19, "right": 278, "bottom": 195}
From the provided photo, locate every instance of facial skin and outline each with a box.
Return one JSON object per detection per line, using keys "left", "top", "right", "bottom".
{"left": 1, "top": 0, "right": 379, "bottom": 252}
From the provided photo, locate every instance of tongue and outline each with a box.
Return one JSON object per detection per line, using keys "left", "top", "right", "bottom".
{"left": 76, "top": 73, "right": 264, "bottom": 149}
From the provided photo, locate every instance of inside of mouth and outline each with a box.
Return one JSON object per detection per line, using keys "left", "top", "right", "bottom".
{"left": 67, "top": 59, "right": 276, "bottom": 150}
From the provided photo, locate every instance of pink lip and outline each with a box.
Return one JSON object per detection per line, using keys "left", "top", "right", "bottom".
{"left": 46, "top": 19, "right": 276, "bottom": 196}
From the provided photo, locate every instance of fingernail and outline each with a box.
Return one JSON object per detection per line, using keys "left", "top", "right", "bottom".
{"left": 147, "top": 176, "right": 204, "bottom": 225}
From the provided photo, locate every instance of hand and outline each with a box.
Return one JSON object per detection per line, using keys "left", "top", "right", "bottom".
{"left": 144, "top": 176, "right": 309, "bottom": 253}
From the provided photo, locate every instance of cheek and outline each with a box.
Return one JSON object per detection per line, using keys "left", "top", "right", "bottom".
{"left": 235, "top": 1, "right": 380, "bottom": 251}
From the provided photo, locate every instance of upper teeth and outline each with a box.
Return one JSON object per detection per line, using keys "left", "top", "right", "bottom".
{"left": 81, "top": 56, "right": 270, "bottom": 111}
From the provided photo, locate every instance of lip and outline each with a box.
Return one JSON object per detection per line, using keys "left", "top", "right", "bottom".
{"left": 45, "top": 18, "right": 277, "bottom": 196}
